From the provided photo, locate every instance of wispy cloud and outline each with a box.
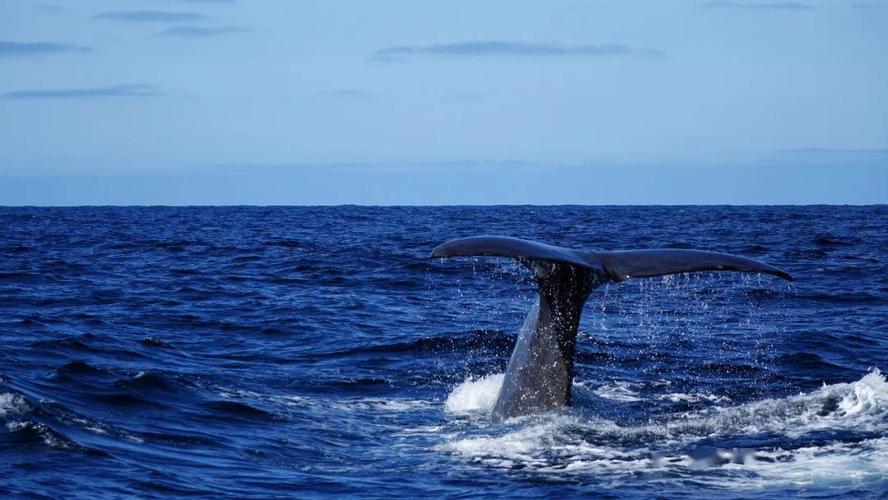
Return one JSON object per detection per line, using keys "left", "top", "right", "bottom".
{"left": 852, "top": 1, "right": 887, "bottom": 8}
{"left": 34, "top": 3, "right": 64, "bottom": 13}
{"left": 702, "top": 2, "right": 813, "bottom": 10}
{"left": 2, "top": 84, "right": 162, "bottom": 100}
{"left": 370, "top": 41, "right": 661, "bottom": 63}
{"left": 94, "top": 11, "right": 204, "bottom": 23}
{"left": 316, "top": 89, "right": 374, "bottom": 100}
{"left": 441, "top": 92, "right": 488, "bottom": 102}
{"left": 0, "top": 41, "right": 90, "bottom": 57}
{"left": 154, "top": 26, "right": 245, "bottom": 37}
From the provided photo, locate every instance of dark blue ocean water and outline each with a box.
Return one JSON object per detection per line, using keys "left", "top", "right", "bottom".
{"left": 1, "top": 206, "right": 886, "bottom": 498}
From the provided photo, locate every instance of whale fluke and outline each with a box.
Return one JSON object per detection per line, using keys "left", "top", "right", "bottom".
{"left": 431, "top": 236, "right": 793, "bottom": 282}
{"left": 431, "top": 235, "right": 793, "bottom": 419}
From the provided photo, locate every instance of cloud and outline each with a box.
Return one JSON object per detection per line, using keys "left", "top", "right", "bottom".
{"left": 316, "top": 89, "right": 373, "bottom": 100}
{"left": 94, "top": 11, "right": 204, "bottom": 23}
{"left": 441, "top": 92, "right": 487, "bottom": 102}
{"left": 702, "top": 2, "right": 813, "bottom": 10}
{"left": 2, "top": 84, "right": 162, "bottom": 100}
{"left": 34, "top": 4, "right": 64, "bottom": 13}
{"left": 154, "top": 26, "right": 245, "bottom": 37}
{"left": 370, "top": 41, "right": 661, "bottom": 63}
{"left": 0, "top": 41, "right": 90, "bottom": 57}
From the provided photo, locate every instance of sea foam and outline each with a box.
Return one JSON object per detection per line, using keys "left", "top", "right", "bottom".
{"left": 437, "top": 369, "right": 888, "bottom": 488}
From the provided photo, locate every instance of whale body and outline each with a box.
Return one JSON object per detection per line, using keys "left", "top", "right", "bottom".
{"left": 431, "top": 236, "right": 793, "bottom": 419}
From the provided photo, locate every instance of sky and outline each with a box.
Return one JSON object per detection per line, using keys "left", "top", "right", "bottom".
{"left": 0, "top": 0, "right": 886, "bottom": 205}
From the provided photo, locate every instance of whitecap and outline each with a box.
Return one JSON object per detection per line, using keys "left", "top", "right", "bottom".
{"left": 0, "top": 392, "right": 29, "bottom": 418}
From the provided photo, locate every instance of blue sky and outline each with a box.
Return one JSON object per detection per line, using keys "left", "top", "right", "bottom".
{"left": 0, "top": 0, "right": 886, "bottom": 205}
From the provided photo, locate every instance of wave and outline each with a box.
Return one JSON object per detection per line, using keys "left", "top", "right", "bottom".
{"left": 139, "top": 336, "right": 174, "bottom": 348}
{"left": 113, "top": 371, "right": 179, "bottom": 392}
{"left": 4, "top": 419, "right": 81, "bottom": 451}
{"left": 54, "top": 360, "right": 109, "bottom": 378}
{"left": 0, "top": 391, "right": 110, "bottom": 453}
{"left": 813, "top": 233, "right": 859, "bottom": 247}
{"left": 0, "top": 392, "right": 30, "bottom": 419}
{"left": 434, "top": 369, "right": 888, "bottom": 488}
{"left": 312, "top": 330, "right": 515, "bottom": 360}
{"left": 200, "top": 400, "right": 275, "bottom": 420}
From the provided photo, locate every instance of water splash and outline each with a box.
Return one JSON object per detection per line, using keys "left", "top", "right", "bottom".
{"left": 445, "top": 374, "right": 505, "bottom": 414}
{"left": 436, "top": 369, "right": 888, "bottom": 489}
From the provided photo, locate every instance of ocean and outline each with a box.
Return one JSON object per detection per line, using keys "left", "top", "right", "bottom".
{"left": 1, "top": 206, "right": 886, "bottom": 498}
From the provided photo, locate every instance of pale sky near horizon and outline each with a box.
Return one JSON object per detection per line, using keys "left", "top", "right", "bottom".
{"left": 0, "top": 0, "right": 886, "bottom": 204}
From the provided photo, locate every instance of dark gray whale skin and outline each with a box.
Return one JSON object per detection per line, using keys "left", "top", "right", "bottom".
{"left": 431, "top": 236, "right": 793, "bottom": 419}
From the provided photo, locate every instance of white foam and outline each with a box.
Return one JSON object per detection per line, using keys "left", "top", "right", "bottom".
{"left": 576, "top": 379, "right": 730, "bottom": 405}
{"left": 589, "top": 381, "right": 644, "bottom": 402}
{"left": 5, "top": 420, "right": 72, "bottom": 449}
{"left": 709, "top": 437, "right": 888, "bottom": 488}
{"left": 691, "top": 368, "right": 888, "bottom": 438}
{"left": 443, "top": 418, "right": 561, "bottom": 467}
{"left": 658, "top": 392, "right": 732, "bottom": 404}
{"left": 837, "top": 368, "right": 888, "bottom": 416}
{"left": 341, "top": 398, "right": 434, "bottom": 412}
{"left": 0, "top": 392, "right": 28, "bottom": 418}
{"left": 444, "top": 374, "right": 504, "bottom": 414}
{"left": 437, "top": 414, "right": 641, "bottom": 472}
{"left": 437, "top": 369, "right": 888, "bottom": 489}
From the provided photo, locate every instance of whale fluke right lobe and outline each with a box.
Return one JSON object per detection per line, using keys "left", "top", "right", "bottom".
{"left": 595, "top": 248, "right": 794, "bottom": 282}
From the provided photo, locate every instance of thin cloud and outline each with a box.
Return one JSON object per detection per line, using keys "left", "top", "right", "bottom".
{"left": 370, "top": 41, "right": 662, "bottom": 63}
{"left": 34, "top": 4, "right": 64, "bottom": 13}
{"left": 0, "top": 41, "right": 90, "bottom": 57}
{"left": 441, "top": 92, "right": 487, "bottom": 102}
{"left": 94, "top": 11, "right": 204, "bottom": 23}
{"left": 702, "top": 2, "right": 813, "bottom": 10}
{"left": 316, "top": 89, "right": 374, "bottom": 100}
{"left": 2, "top": 84, "right": 162, "bottom": 100}
{"left": 154, "top": 26, "right": 246, "bottom": 37}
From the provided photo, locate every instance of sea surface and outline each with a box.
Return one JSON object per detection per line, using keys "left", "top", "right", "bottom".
{"left": 1, "top": 206, "right": 886, "bottom": 498}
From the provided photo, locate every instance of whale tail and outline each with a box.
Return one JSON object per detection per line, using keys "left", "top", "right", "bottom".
{"left": 431, "top": 235, "right": 793, "bottom": 283}
{"left": 431, "top": 236, "right": 792, "bottom": 418}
